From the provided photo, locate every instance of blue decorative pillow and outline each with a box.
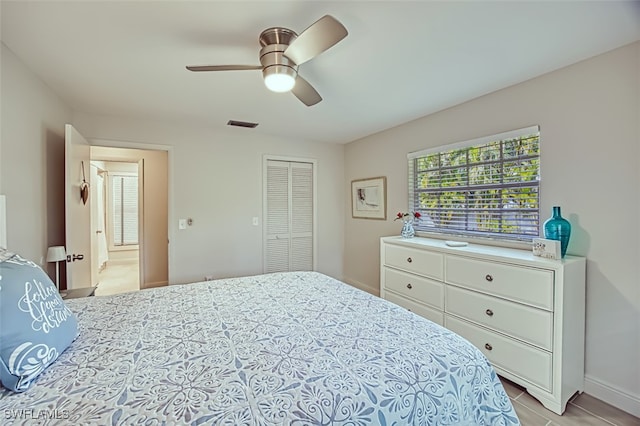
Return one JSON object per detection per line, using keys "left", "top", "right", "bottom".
{"left": 0, "top": 250, "right": 79, "bottom": 392}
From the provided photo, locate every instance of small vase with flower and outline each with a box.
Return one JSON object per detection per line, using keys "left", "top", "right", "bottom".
{"left": 395, "top": 211, "right": 421, "bottom": 238}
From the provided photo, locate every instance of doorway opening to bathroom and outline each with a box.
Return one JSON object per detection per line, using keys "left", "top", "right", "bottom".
{"left": 91, "top": 160, "right": 140, "bottom": 296}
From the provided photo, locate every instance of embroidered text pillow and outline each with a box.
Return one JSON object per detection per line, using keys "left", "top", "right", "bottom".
{"left": 0, "top": 252, "right": 78, "bottom": 392}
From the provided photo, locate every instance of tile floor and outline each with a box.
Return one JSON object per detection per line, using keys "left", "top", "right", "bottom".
{"left": 500, "top": 377, "right": 639, "bottom": 425}
{"left": 95, "top": 260, "right": 139, "bottom": 296}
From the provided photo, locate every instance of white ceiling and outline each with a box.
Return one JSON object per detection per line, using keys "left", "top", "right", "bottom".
{"left": 1, "top": 1, "right": 639, "bottom": 144}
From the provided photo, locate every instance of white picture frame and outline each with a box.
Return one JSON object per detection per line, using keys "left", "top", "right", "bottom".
{"left": 533, "top": 238, "right": 561, "bottom": 260}
{"left": 351, "top": 177, "right": 387, "bottom": 220}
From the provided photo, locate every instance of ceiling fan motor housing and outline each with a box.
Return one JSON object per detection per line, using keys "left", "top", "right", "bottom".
{"left": 259, "top": 27, "right": 299, "bottom": 89}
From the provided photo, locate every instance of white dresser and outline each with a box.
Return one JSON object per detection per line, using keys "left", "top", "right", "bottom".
{"left": 380, "top": 236, "right": 586, "bottom": 415}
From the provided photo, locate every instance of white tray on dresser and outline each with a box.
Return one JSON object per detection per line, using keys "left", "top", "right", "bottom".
{"left": 380, "top": 236, "right": 586, "bottom": 415}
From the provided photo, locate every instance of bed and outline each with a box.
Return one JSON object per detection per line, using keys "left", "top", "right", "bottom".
{"left": 0, "top": 271, "right": 519, "bottom": 425}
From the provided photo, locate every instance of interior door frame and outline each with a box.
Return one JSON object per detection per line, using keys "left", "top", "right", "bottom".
{"left": 136, "top": 159, "right": 144, "bottom": 288}
{"left": 262, "top": 154, "right": 318, "bottom": 273}
{"left": 90, "top": 138, "right": 173, "bottom": 284}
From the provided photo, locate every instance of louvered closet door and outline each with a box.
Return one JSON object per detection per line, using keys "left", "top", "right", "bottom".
{"left": 265, "top": 160, "right": 313, "bottom": 273}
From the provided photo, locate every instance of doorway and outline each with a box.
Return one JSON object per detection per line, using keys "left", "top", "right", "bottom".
{"left": 91, "top": 144, "right": 169, "bottom": 291}
{"left": 91, "top": 160, "right": 140, "bottom": 296}
{"left": 65, "top": 124, "right": 169, "bottom": 292}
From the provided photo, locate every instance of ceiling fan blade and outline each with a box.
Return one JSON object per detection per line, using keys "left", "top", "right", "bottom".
{"left": 284, "top": 15, "right": 348, "bottom": 66}
{"left": 292, "top": 76, "right": 322, "bottom": 107}
{"left": 186, "top": 65, "right": 262, "bottom": 72}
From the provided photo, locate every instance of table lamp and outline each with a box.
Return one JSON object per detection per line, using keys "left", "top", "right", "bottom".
{"left": 46, "top": 245, "right": 66, "bottom": 292}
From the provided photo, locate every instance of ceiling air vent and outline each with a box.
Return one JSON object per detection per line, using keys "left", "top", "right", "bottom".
{"left": 227, "top": 120, "right": 258, "bottom": 128}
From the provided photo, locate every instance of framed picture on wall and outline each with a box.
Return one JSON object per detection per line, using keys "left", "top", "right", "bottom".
{"left": 351, "top": 176, "right": 387, "bottom": 220}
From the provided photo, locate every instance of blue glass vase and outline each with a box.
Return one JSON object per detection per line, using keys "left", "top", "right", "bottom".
{"left": 543, "top": 206, "right": 571, "bottom": 258}
{"left": 401, "top": 220, "right": 415, "bottom": 238}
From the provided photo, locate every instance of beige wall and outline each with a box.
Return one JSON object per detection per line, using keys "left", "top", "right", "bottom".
{"left": 4, "top": 32, "right": 638, "bottom": 415}
{"left": 91, "top": 146, "right": 168, "bottom": 288}
{"left": 73, "top": 113, "right": 345, "bottom": 285}
{"left": 344, "top": 42, "right": 640, "bottom": 415}
{"left": 0, "top": 44, "right": 72, "bottom": 277}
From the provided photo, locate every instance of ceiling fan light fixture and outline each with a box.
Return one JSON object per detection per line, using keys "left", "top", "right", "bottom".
{"left": 263, "top": 66, "right": 297, "bottom": 93}
{"left": 186, "top": 15, "right": 348, "bottom": 106}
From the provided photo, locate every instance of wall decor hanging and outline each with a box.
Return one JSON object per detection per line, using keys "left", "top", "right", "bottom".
{"left": 80, "top": 161, "right": 89, "bottom": 205}
{"left": 351, "top": 176, "right": 386, "bottom": 220}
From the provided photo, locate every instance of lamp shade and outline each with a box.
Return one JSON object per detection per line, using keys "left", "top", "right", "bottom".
{"left": 46, "top": 246, "right": 66, "bottom": 262}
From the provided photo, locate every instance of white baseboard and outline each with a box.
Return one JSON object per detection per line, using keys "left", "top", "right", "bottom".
{"left": 584, "top": 374, "right": 640, "bottom": 417}
{"left": 341, "top": 277, "right": 379, "bottom": 297}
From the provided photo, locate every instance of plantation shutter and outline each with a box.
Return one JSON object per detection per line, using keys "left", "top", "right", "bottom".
{"left": 290, "top": 163, "right": 313, "bottom": 271}
{"left": 265, "top": 160, "right": 313, "bottom": 273}
{"left": 266, "top": 161, "right": 290, "bottom": 272}
{"left": 112, "top": 175, "right": 139, "bottom": 246}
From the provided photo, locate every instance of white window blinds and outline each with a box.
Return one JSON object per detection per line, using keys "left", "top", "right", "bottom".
{"left": 408, "top": 126, "right": 540, "bottom": 241}
{"left": 112, "top": 175, "right": 138, "bottom": 246}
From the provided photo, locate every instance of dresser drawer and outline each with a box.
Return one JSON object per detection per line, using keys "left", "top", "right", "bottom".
{"left": 384, "top": 267, "right": 444, "bottom": 309}
{"left": 445, "top": 315, "right": 552, "bottom": 392}
{"left": 446, "top": 256, "right": 554, "bottom": 310}
{"left": 385, "top": 244, "right": 443, "bottom": 280}
{"left": 385, "top": 292, "right": 444, "bottom": 326}
{"left": 445, "top": 286, "right": 553, "bottom": 350}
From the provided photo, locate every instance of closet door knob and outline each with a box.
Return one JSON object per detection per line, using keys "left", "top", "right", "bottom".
{"left": 407, "top": 257, "right": 413, "bottom": 263}
{"left": 406, "top": 283, "right": 413, "bottom": 289}
{"left": 485, "top": 343, "right": 493, "bottom": 351}
{"left": 485, "top": 309, "right": 494, "bottom": 317}
{"left": 485, "top": 274, "right": 493, "bottom": 282}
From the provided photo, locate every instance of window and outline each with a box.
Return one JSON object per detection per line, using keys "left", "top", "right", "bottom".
{"left": 110, "top": 174, "right": 138, "bottom": 246}
{"left": 408, "top": 126, "right": 540, "bottom": 241}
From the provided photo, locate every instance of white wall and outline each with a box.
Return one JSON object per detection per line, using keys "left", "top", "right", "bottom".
{"left": 0, "top": 43, "right": 72, "bottom": 266}
{"left": 344, "top": 42, "right": 640, "bottom": 415}
{"left": 72, "top": 113, "right": 345, "bottom": 285}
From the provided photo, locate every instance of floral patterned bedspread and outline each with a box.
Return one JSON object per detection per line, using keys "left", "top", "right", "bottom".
{"left": 0, "top": 272, "right": 519, "bottom": 425}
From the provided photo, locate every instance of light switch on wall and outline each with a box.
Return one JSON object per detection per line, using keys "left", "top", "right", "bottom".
{"left": 252, "top": 217, "right": 259, "bottom": 226}
{"left": 178, "top": 219, "right": 187, "bottom": 230}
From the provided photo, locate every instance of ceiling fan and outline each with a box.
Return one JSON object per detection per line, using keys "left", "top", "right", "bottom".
{"left": 186, "top": 15, "right": 348, "bottom": 107}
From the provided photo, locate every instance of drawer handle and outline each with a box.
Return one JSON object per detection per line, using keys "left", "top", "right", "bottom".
{"left": 485, "top": 274, "right": 493, "bottom": 282}
{"left": 406, "top": 283, "right": 413, "bottom": 289}
{"left": 407, "top": 257, "right": 413, "bottom": 263}
{"left": 485, "top": 343, "right": 493, "bottom": 351}
{"left": 485, "top": 309, "right": 494, "bottom": 317}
